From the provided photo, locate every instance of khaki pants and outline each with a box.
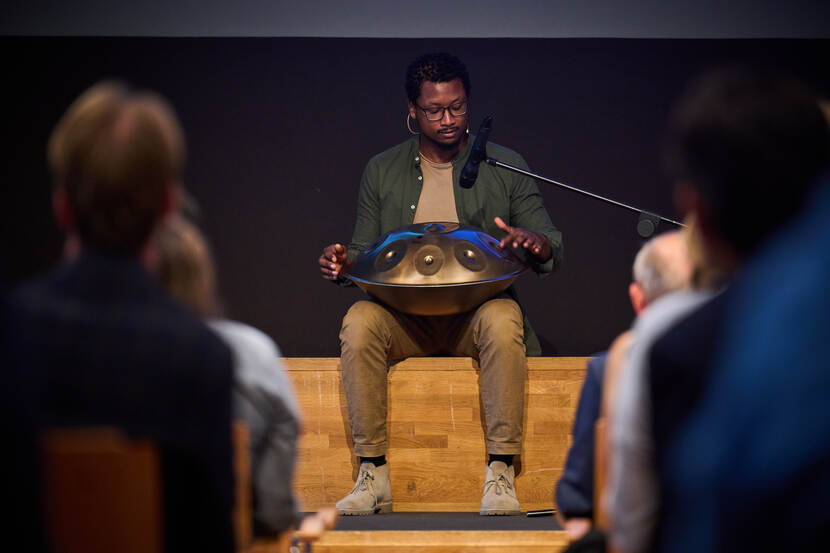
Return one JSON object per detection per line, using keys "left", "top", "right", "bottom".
{"left": 339, "top": 297, "right": 526, "bottom": 457}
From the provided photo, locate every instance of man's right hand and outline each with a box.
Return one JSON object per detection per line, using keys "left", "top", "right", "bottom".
{"left": 319, "top": 243, "right": 350, "bottom": 281}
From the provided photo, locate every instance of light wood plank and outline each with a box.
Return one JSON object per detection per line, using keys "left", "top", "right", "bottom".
{"left": 313, "top": 530, "right": 569, "bottom": 553}
{"left": 286, "top": 357, "right": 588, "bottom": 512}
{"left": 252, "top": 530, "right": 569, "bottom": 553}
{"left": 286, "top": 357, "right": 588, "bottom": 372}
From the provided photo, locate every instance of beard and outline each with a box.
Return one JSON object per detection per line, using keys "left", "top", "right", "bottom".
{"left": 426, "top": 126, "right": 467, "bottom": 151}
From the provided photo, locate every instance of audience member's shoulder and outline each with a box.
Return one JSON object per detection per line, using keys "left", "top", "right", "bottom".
{"left": 155, "top": 295, "right": 232, "bottom": 354}
{"left": 587, "top": 351, "right": 609, "bottom": 382}
{"left": 737, "top": 180, "right": 830, "bottom": 295}
{"left": 721, "top": 183, "right": 830, "bottom": 355}
{"left": 655, "top": 288, "right": 732, "bottom": 350}
{"left": 208, "top": 318, "right": 281, "bottom": 359}
{"left": 633, "top": 289, "right": 715, "bottom": 336}
{"left": 12, "top": 259, "right": 232, "bottom": 388}
{"left": 11, "top": 265, "right": 66, "bottom": 306}
{"left": 208, "top": 318, "right": 298, "bottom": 414}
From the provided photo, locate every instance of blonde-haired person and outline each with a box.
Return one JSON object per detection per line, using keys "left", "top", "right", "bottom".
{"left": 15, "top": 81, "right": 235, "bottom": 553}
{"left": 155, "top": 215, "right": 302, "bottom": 537}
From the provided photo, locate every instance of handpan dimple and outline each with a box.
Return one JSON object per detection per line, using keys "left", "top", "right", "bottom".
{"left": 413, "top": 245, "right": 444, "bottom": 276}
{"left": 373, "top": 240, "right": 408, "bottom": 272}
{"left": 453, "top": 241, "right": 486, "bottom": 272}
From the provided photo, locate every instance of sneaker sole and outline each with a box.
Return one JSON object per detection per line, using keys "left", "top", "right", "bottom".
{"left": 479, "top": 509, "right": 522, "bottom": 516}
{"left": 338, "top": 501, "right": 393, "bottom": 516}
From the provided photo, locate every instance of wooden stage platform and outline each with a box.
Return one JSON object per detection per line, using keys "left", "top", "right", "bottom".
{"left": 268, "top": 357, "right": 589, "bottom": 552}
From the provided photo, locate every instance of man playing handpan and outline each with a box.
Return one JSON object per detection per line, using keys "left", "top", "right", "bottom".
{"left": 318, "top": 52, "right": 563, "bottom": 516}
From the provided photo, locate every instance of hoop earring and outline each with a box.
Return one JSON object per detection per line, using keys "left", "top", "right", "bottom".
{"left": 407, "top": 113, "right": 420, "bottom": 135}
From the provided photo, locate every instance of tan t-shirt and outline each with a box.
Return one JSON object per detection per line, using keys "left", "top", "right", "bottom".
{"left": 413, "top": 154, "right": 459, "bottom": 223}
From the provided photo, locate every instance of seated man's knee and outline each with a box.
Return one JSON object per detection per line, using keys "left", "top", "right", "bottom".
{"left": 475, "top": 299, "right": 524, "bottom": 346}
{"left": 340, "top": 301, "right": 391, "bottom": 348}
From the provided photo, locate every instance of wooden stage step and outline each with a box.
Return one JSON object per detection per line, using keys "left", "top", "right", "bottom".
{"left": 285, "top": 357, "right": 588, "bottom": 513}
{"left": 310, "top": 530, "right": 570, "bottom": 552}
{"left": 252, "top": 530, "right": 569, "bottom": 553}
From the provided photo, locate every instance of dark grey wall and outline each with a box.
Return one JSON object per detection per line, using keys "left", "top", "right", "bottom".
{"left": 4, "top": 37, "right": 829, "bottom": 356}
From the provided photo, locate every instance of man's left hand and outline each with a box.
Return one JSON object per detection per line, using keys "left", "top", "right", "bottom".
{"left": 494, "top": 216, "right": 552, "bottom": 262}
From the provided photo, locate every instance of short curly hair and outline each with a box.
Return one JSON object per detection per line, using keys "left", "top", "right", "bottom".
{"left": 405, "top": 52, "right": 471, "bottom": 104}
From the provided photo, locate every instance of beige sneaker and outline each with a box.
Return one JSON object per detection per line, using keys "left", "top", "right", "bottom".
{"left": 479, "top": 461, "right": 521, "bottom": 515}
{"left": 335, "top": 462, "right": 393, "bottom": 515}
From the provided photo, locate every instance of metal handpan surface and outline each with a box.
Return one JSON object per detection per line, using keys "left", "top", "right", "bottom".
{"left": 348, "top": 222, "right": 529, "bottom": 315}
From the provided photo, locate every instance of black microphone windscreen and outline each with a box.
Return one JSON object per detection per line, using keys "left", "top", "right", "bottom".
{"left": 459, "top": 115, "right": 494, "bottom": 189}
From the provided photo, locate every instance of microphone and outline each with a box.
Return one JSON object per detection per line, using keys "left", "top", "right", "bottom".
{"left": 459, "top": 115, "right": 493, "bottom": 189}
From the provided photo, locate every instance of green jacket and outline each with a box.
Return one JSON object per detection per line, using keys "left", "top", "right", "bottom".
{"left": 345, "top": 135, "right": 563, "bottom": 356}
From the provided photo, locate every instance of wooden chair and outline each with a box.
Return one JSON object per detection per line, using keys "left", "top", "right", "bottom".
{"left": 41, "top": 428, "right": 163, "bottom": 553}
{"left": 42, "top": 422, "right": 254, "bottom": 553}
{"left": 593, "top": 418, "right": 609, "bottom": 531}
{"left": 233, "top": 421, "right": 254, "bottom": 552}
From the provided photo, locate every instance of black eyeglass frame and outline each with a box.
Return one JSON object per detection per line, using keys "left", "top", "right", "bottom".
{"left": 415, "top": 100, "right": 468, "bottom": 122}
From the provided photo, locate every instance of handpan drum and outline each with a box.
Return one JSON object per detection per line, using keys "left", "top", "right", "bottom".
{"left": 346, "top": 222, "right": 529, "bottom": 316}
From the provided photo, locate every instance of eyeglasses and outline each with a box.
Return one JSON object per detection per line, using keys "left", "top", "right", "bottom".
{"left": 416, "top": 101, "right": 468, "bottom": 122}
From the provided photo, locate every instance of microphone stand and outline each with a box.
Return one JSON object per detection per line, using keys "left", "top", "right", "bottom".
{"left": 484, "top": 157, "right": 685, "bottom": 238}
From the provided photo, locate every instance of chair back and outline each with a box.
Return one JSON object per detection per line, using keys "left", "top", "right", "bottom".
{"left": 42, "top": 428, "right": 163, "bottom": 553}
{"left": 233, "top": 421, "right": 253, "bottom": 552}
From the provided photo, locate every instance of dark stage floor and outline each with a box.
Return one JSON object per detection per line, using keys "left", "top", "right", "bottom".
{"left": 307, "top": 512, "right": 563, "bottom": 532}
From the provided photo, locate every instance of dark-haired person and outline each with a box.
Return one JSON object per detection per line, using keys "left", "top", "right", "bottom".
{"left": 318, "top": 52, "right": 563, "bottom": 516}
{"left": 658, "top": 152, "right": 830, "bottom": 553}
{"left": 608, "top": 69, "right": 830, "bottom": 553}
{"left": 13, "top": 82, "right": 235, "bottom": 552}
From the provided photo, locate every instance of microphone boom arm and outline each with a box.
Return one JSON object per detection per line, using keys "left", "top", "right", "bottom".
{"left": 485, "top": 156, "right": 685, "bottom": 231}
